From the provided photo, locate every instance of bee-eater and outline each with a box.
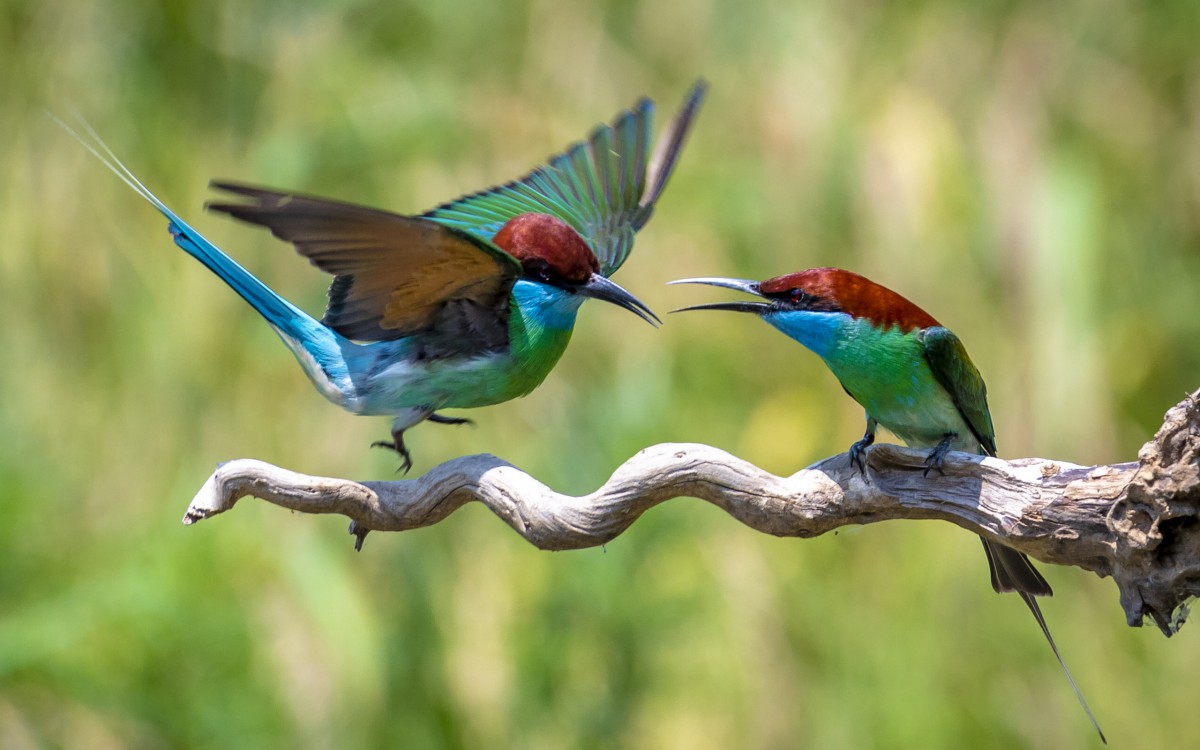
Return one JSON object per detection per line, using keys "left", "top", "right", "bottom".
{"left": 672, "top": 267, "right": 1104, "bottom": 742}
{"left": 60, "top": 81, "right": 704, "bottom": 471}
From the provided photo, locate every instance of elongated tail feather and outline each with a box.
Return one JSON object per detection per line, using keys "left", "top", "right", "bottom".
{"left": 54, "top": 114, "right": 354, "bottom": 406}
{"left": 979, "top": 541, "right": 1104, "bottom": 741}
{"left": 1017, "top": 592, "right": 1107, "bottom": 744}
{"left": 54, "top": 115, "right": 306, "bottom": 330}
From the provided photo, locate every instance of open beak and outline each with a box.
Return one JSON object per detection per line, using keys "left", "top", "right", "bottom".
{"left": 579, "top": 273, "right": 661, "bottom": 327}
{"left": 668, "top": 277, "right": 772, "bottom": 315}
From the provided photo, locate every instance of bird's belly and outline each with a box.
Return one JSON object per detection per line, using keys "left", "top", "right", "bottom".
{"left": 866, "top": 391, "right": 977, "bottom": 451}
{"left": 826, "top": 340, "right": 975, "bottom": 452}
{"left": 347, "top": 353, "right": 532, "bottom": 414}
{"left": 344, "top": 328, "right": 572, "bottom": 416}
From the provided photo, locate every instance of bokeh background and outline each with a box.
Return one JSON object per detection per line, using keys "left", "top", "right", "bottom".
{"left": 3, "top": 0, "right": 1199, "bottom": 747}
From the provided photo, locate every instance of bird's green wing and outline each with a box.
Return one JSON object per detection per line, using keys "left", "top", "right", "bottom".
{"left": 208, "top": 183, "right": 520, "bottom": 350}
{"left": 421, "top": 81, "right": 705, "bottom": 277}
{"left": 920, "top": 326, "right": 998, "bottom": 456}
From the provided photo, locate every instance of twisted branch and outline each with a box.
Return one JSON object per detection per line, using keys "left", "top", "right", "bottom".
{"left": 185, "top": 391, "right": 1200, "bottom": 635}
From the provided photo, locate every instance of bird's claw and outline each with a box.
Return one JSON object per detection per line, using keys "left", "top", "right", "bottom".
{"left": 848, "top": 430, "right": 875, "bottom": 477}
{"left": 922, "top": 457, "right": 939, "bottom": 477}
{"left": 923, "top": 434, "right": 955, "bottom": 477}
{"left": 371, "top": 438, "right": 414, "bottom": 474}
{"left": 849, "top": 442, "right": 870, "bottom": 475}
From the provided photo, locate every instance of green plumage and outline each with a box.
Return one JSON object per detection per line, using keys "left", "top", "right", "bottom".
{"left": 673, "top": 268, "right": 1105, "bottom": 742}
{"left": 919, "top": 326, "right": 996, "bottom": 456}
{"left": 420, "top": 102, "right": 651, "bottom": 277}
{"left": 822, "top": 321, "right": 982, "bottom": 453}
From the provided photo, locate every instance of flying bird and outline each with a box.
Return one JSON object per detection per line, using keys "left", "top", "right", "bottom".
{"left": 60, "top": 81, "right": 705, "bottom": 471}
{"left": 672, "top": 267, "right": 1104, "bottom": 743}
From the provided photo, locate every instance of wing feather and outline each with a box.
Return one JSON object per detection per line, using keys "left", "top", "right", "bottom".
{"left": 207, "top": 183, "right": 520, "bottom": 351}
{"left": 421, "top": 80, "right": 706, "bottom": 276}
{"left": 919, "top": 326, "right": 998, "bottom": 456}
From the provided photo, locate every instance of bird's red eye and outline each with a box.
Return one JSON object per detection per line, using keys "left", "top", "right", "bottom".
{"left": 791, "top": 289, "right": 804, "bottom": 303}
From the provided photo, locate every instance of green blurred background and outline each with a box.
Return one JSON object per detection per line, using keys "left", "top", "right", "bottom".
{"left": 3, "top": 0, "right": 1199, "bottom": 747}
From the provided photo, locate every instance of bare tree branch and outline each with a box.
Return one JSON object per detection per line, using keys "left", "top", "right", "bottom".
{"left": 185, "top": 390, "right": 1200, "bottom": 636}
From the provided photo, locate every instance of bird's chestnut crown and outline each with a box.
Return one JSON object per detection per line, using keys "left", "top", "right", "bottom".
{"left": 759, "top": 267, "right": 939, "bottom": 332}
{"left": 492, "top": 213, "right": 599, "bottom": 286}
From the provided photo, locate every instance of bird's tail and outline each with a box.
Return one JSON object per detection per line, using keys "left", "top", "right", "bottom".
{"left": 54, "top": 114, "right": 353, "bottom": 402}
{"left": 1016, "top": 591, "right": 1106, "bottom": 744}
{"left": 982, "top": 540, "right": 1106, "bottom": 743}
{"left": 981, "top": 539, "right": 1053, "bottom": 597}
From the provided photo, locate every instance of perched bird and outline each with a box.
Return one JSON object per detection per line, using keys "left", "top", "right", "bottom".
{"left": 672, "top": 267, "right": 1104, "bottom": 742}
{"left": 59, "top": 81, "right": 705, "bottom": 471}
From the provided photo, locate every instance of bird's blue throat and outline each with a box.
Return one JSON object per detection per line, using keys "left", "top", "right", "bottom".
{"left": 762, "top": 309, "right": 848, "bottom": 359}
{"left": 510, "top": 279, "right": 587, "bottom": 331}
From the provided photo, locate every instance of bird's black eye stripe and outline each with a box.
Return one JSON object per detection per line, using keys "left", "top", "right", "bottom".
{"left": 525, "top": 260, "right": 555, "bottom": 283}
{"left": 786, "top": 288, "right": 818, "bottom": 307}
{"left": 760, "top": 287, "right": 810, "bottom": 304}
{"left": 768, "top": 287, "right": 840, "bottom": 312}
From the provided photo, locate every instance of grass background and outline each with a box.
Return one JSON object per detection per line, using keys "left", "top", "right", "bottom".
{"left": 3, "top": 0, "right": 1200, "bottom": 747}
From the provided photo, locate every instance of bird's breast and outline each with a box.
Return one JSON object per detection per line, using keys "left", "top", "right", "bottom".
{"left": 328, "top": 283, "right": 583, "bottom": 416}
{"left": 823, "top": 322, "right": 975, "bottom": 450}
{"left": 343, "top": 306, "right": 578, "bottom": 415}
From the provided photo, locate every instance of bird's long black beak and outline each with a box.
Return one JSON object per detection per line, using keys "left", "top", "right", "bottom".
{"left": 579, "top": 273, "right": 661, "bottom": 326}
{"left": 667, "top": 277, "right": 772, "bottom": 315}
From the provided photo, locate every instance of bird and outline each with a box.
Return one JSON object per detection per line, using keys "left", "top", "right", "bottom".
{"left": 671, "top": 267, "right": 1105, "bottom": 743}
{"left": 57, "top": 81, "right": 705, "bottom": 472}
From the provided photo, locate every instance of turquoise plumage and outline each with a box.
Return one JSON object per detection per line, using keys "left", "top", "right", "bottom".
{"left": 59, "top": 81, "right": 705, "bottom": 470}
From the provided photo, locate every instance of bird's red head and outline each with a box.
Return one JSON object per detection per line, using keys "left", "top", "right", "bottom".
{"left": 492, "top": 213, "right": 600, "bottom": 285}
{"left": 759, "top": 267, "right": 940, "bottom": 332}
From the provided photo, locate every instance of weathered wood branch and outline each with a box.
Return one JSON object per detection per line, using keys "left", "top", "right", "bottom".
{"left": 185, "top": 391, "right": 1200, "bottom": 636}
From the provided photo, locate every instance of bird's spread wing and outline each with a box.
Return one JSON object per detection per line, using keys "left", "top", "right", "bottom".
{"left": 207, "top": 183, "right": 521, "bottom": 352}
{"left": 919, "top": 326, "right": 998, "bottom": 456}
{"left": 420, "top": 80, "right": 706, "bottom": 277}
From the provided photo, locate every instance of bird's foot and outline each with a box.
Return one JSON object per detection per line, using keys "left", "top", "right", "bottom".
{"left": 849, "top": 433, "right": 875, "bottom": 475}
{"left": 372, "top": 432, "right": 414, "bottom": 474}
{"left": 923, "top": 434, "right": 956, "bottom": 477}
{"left": 427, "top": 413, "right": 475, "bottom": 427}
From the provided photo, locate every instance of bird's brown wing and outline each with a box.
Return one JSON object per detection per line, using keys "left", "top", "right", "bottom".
{"left": 208, "top": 183, "right": 521, "bottom": 351}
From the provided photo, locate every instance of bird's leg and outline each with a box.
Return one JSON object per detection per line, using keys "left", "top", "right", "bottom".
{"left": 848, "top": 417, "right": 878, "bottom": 475}
{"left": 923, "top": 433, "right": 957, "bottom": 477}
{"left": 427, "top": 413, "right": 475, "bottom": 427}
{"left": 372, "top": 408, "right": 435, "bottom": 474}
{"left": 371, "top": 427, "right": 414, "bottom": 474}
